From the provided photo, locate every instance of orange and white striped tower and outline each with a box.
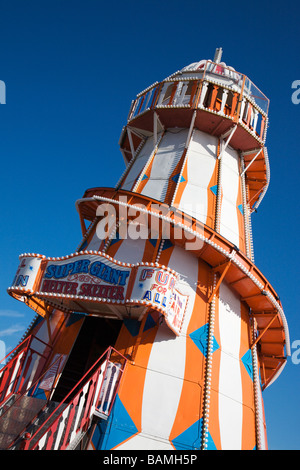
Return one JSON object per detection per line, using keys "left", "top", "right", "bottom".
{"left": 7, "top": 49, "right": 290, "bottom": 450}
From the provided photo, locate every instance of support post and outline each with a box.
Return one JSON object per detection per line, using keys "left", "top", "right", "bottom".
{"left": 251, "top": 314, "right": 278, "bottom": 349}
{"left": 208, "top": 261, "right": 231, "bottom": 303}
{"left": 218, "top": 125, "right": 237, "bottom": 160}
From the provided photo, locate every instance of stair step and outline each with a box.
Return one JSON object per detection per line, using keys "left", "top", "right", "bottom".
{"left": 5, "top": 400, "right": 64, "bottom": 450}
{"left": 0, "top": 395, "right": 47, "bottom": 449}
{"left": 0, "top": 396, "right": 46, "bottom": 425}
{"left": 0, "top": 431, "right": 16, "bottom": 450}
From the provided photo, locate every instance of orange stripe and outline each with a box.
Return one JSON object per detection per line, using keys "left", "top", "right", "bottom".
{"left": 164, "top": 148, "right": 187, "bottom": 205}
{"left": 125, "top": 266, "right": 137, "bottom": 300}
{"left": 135, "top": 155, "right": 155, "bottom": 193}
{"left": 172, "top": 157, "right": 188, "bottom": 208}
{"left": 115, "top": 313, "right": 159, "bottom": 432}
{"left": 142, "top": 239, "right": 160, "bottom": 263}
{"left": 169, "top": 260, "right": 210, "bottom": 446}
{"left": 156, "top": 242, "right": 174, "bottom": 266}
{"left": 236, "top": 177, "right": 246, "bottom": 253}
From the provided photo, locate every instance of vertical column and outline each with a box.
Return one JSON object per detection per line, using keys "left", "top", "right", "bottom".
{"left": 252, "top": 108, "right": 259, "bottom": 133}
{"left": 240, "top": 155, "right": 251, "bottom": 259}
{"left": 239, "top": 97, "right": 247, "bottom": 123}
{"left": 201, "top": 273, "right": 217, "bottom": 449}
{"left": 198, "top": 81, "right": 209, "bottom": 108}
{"left": 220, "top": 89, "right": 228, "bottom": 114}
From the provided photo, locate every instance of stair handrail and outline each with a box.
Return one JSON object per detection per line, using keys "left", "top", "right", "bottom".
{"left": 22, "top": 346, "right": 127, "bottom": 450}
{"left": 0, "top": 336, "right": 31, "bottom": 405}
{"left": 0, "top": 353, "right": 65, "bottom": 449}
{"left": 4, "top": 353, "right": 64, "bottom": 449}
{"left": 0, "top": 335, "right": 31, "bottom": 368}
{"left": 0, "top": 334, "right": 51, "bottom": 367}
{"left": 0, "top": 334, "right": 53, "bottom": 406}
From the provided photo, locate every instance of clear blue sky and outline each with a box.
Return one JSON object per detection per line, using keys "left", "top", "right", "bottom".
{"left": 0, "top": 0, "right": 299, "bottom": 450}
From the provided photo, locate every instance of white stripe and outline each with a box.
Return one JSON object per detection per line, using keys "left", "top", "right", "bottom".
{"left": 122, "top": 137, "right": 156, "bottom": 191}
{"left": 37, "top": 432, "right": 48, "bottom": 450}
{"left": 54, "top": 406, "right": 70, "bottom": 450}
{"left": 219, "top": 146, "right": 240, "bottom": 247}
{"left": 117, "top": 432, "right": 174, "bottom": 450}
{"left": 140, "top": 324, "right": 188, "bottom": 439}
{"left": 112, "top": 238, "right": 146, "bottom": 264}
{"left": 218, "top": 281, "right": 243, "bottom": 450}
{"left": 117, "top": 247, "right": 198, "bottom": 449}
{"left": 139, "top": 248, "right": 197, "bottom": 443}
{"left": 141, "top": 129, "right": 188, "bottom": 202}
{"left": 177, "top": 129, "right": 217, "bottom": 224}
{"left": 7, "top": 353, "right": 24, "bottom": 396}
{"left": 86, "top": 228, "right": 103, "bottom": 251}
{"left": 68, "top": 385, "right": 89, "bottom": 445}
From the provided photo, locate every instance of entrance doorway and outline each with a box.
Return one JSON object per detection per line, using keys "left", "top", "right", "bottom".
{"left": 52, "top": 316, "right": 122, "bottom": 402}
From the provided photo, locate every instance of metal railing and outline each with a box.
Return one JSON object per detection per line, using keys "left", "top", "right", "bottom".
{"left": 127, "top": 61, "right": 269, "bottom": 143}
{"left": 0, "top": 335, "right": 52, "bottom": 405}
{"left": 0, "top": 353, "right": 64, "bottom": 449}
{"left": 21, "top": 346, "right": 127, "bottom": 450}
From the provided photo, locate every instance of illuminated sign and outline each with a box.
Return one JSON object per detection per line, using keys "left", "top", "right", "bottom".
{"left": 41, "top": 256, "right": 130, "bottom": 301}
{"left": 9, "top": 251, "right": 188, "bottom": 335}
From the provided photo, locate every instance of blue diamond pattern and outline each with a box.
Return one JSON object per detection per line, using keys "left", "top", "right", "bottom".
{"left": 172, "top": 173, "right": 186, "bottom": 183}
{"left": 148, "top": 238, "right": 158, "bottom": 248}
{"left": 123, "top": 315, "right": 156, "bottom": 337}
{"left": 210, "top": 184, "right": 218, "bottom": 195}
{"left": 172, "top": 418, "right": 217, "bottom": 450}
{"left": 66, "top": 312, "right": 85, "bottom": 327}
{"left": 238, "top": 204, "right": 244, "bottom": 215}
{"left": 162, "top": 239, "right": 173, "bottom": 250}
{"left": 94, "top": 394, "right": 138, "bottom": 450}
{"left": 241, "top": 349, "right": 254, "bottom": 381}
{"left": 189, "top": 323, "right": 219, "bottom": 357}
{"left": 110, "top": 229, "right": 120, "bottom": 246}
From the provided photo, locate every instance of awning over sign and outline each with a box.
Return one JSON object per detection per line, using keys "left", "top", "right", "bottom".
{"left": 7, "top": 251, "right": 189, "bottom": 336}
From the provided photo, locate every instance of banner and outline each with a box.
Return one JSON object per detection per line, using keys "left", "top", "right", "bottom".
{"left": 131, "top": 266, "right": 188, "bottom": 334}
{"left": 9, "top": 251, "right": 188, "bottom": 336}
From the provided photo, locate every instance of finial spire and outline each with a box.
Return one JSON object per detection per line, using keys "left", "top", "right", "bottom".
{"left": 214, "top": 47, "right": 223, "bottom": 63}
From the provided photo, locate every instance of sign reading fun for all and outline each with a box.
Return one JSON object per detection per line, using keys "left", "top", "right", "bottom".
{"left": 9, "top": 251, "right": 188, "bottom": 336}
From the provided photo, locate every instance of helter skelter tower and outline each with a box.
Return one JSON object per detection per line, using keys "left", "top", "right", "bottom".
{"left": 3, "top": 49, "right": 290, "bottom": 451}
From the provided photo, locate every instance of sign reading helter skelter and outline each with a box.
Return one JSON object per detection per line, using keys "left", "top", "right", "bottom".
{"left": 9, "top": 250, "right": 188, "bottom": 336}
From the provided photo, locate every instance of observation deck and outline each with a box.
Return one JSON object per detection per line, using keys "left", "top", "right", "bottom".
{"left": 119, "top": 57, "right": 270, "bottom": 211}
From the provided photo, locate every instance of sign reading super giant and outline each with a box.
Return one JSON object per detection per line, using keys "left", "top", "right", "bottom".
{"left": 42, "top": 256, "right": 130, "bottom": 301}
{"left": 9, "top": 251, "right": 188, "bottom": 336}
